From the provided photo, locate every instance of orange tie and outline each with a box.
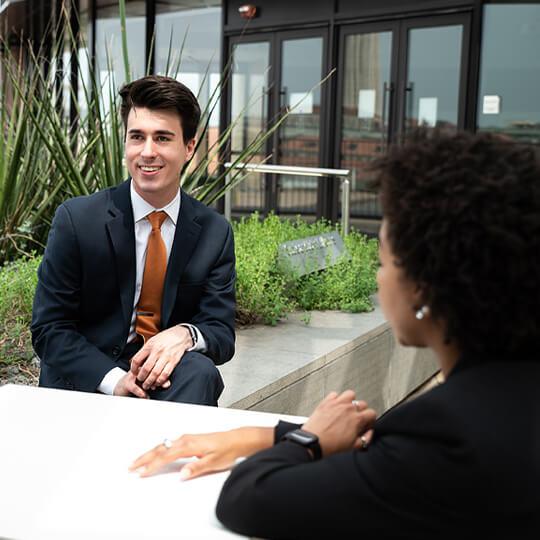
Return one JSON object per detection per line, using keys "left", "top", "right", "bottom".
{"left": 135, "top": 211, "right": 168, "bottom": 342}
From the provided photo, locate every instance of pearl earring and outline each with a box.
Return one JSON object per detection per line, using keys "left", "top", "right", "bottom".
{"left": 415, "top": 305, "right": 430, "bottom": 320}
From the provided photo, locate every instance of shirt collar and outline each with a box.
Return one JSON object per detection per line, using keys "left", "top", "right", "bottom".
{"left": 130, "top": 181, "right": 181, "bottom": 226}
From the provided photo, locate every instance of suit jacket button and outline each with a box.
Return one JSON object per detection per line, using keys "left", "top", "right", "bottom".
{"left": 112, "top": 346, "right": 121, "bottom": 357}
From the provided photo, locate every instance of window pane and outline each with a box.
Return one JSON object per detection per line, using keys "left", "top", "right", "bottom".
{"left": 95, "top": 0, "right": 146, "bottom": 91}
{"left": 155, "top": 1, "right": 222, "bottom": 174}
{"left": 406, "top": 25, "right": 462, "bottom": 133}
{"left": 229, "top": 41, "right": 270, "bottom": 211}
{"left": 477, "top": 4, "right": 540, "bottom": 145}
{"left": 278, "top": 37, "right": 323, "bottom": 214}
{"left": 77, "top": 0, "right": 91, "bottom": 121}
{"left": 340, "top": 31, "right": 392, "bottom": 218}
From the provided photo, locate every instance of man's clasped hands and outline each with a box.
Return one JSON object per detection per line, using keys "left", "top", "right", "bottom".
{"left": 129, "top": 389, "right": 377, "bottom": 480}
{"left": 115, "top": 325, "right": 194, "bottom": 398}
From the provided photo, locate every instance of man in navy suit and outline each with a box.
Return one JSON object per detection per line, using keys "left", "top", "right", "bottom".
{"left": 31, "top": 75, "right": 236, "bottom": 405}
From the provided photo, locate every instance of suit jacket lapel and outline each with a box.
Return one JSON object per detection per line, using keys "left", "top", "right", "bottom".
{"left": 106, "top": 180, "right": 136, "bottom": 331}
{"left": 162, "top": 191, "right": 202, "bottom": 326}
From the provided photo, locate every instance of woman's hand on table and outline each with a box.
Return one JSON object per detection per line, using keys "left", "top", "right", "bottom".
{"left": 302, "top": 390, "right": 376, "bottom": 457}
{"left": 129, "top": 426, "right": 274, "bottom": 480}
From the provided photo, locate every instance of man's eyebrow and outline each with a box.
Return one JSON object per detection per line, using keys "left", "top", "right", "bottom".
{"left": 127, "top": 128, "right": 176, "bottom": 136}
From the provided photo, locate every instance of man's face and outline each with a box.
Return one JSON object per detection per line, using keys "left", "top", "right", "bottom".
{"left": 125, "top": 107, "right": 196, "bottom": 208}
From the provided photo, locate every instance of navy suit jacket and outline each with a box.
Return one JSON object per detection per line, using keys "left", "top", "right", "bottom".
{"left": 31, "top": 180, "right": 236, "bottom": 392}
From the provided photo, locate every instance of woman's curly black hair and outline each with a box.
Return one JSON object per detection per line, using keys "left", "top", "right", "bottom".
{"left": 371, "top": 129, "right": 540, "bottom": 361}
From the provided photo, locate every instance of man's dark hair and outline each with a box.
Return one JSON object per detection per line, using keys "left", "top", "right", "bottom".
{"left": 119, "top": 75, "right": 201, "bottom": 144}
{"left": 371, "top": 129, "right": 540, "bottom": 361}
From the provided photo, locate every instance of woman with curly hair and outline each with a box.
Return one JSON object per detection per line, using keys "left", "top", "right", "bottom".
{"left": 131, "top": 130, "right": 540, "bottom": 538}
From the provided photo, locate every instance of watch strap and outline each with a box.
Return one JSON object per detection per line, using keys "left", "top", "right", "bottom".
{"left": 180, "top": 324, "right": 198, "bottom": 348}
{"left": 281, "top": 428, "right": 322, "bottom": 460}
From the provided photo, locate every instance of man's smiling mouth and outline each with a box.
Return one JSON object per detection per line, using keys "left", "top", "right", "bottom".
{"left": 139, "top": 165, "right": 163, "bottom": 172}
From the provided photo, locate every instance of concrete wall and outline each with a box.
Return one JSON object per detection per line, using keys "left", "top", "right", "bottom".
{"left": 219, "top": 302, "right": 439, "bottom": 417}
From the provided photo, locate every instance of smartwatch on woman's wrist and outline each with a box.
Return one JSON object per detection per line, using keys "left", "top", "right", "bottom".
{"left": 280, "top": 428, "right": 322, "bottom": 460}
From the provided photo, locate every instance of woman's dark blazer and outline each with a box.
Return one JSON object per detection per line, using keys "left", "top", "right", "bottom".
{"left": 216, "top": 358, "right": 540, "bottom": 538}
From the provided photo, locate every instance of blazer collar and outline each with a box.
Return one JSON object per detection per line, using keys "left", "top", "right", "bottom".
{"left": 105, "top": 180, "right": 136, "bottom": 332}
{"left": 162, "top": 190, "right": 202, "bottom": 326}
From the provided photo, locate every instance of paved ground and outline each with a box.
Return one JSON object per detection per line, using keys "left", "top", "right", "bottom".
{"left": 0, "top": 357, "right": 39, "bottom": 386}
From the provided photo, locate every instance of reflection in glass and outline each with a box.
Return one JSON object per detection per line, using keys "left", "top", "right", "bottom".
{"left": 94, "top": 0, "right": 145, "bottom": 113}
{"left": 340, "top": 31, "right": 392, "bottom": 217}
{"left": 77, "top": 0, "right": 91, "bottom": 121}
{"left": 230, "top": 42, "right": 270, "bottom": 211}
{"left": 477, "top": 5, "right": 540, "bottom": 145}
{"left": 278, "top": 37, "right": 323, "bottom": 214}
{"left": 405, "top": 25, "right": 462, "bottom": 133}
{"left": 155, "top": 1, "right": 222, "bottom": 174}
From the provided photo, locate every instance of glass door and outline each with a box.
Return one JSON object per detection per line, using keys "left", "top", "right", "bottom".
{"left": 228, "top": 29, "right": 327, "bottom": 217}
{"left": 399, "top": 17, "right": 467, "bottom": 135}
{"left": 228, "top": 39, "right": 271, "bottom": 211}
{"left": 337, "top": 14, "right": 469, "bottom": 218}
{"left": 337, "top": 24, "right": 395, "bottom": 217}
{"left": 275, "top": 34, "right": 325, "bottom": 214}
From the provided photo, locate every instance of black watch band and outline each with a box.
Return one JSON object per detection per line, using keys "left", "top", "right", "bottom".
{"left": 280, "top": 428, "right": 322, "bottom": 460}
{"left": 180, "top": 324, "right": 197, "bottom": 347}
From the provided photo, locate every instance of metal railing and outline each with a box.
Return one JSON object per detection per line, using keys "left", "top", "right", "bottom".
{"left": 223, "top": 162, "right": 354, "bottom": 235}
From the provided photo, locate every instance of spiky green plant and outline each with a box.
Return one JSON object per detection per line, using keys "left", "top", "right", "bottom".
{"left": 0, "top": 46, "right": 64, "bottom": 262}
{"left": 0, "top": 1, "right": 331, "bottom": 265}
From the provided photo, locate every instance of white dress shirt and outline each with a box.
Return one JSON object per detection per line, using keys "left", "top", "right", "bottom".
{"left": 98, "top": 182, "right": 207, "bottom": 395}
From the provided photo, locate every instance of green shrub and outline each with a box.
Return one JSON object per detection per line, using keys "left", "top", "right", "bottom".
{"left": 0, "top": 254, "right": 41, "bottom": 363}
{"left": 0, "top": 215, "right": 379, "bottom": 362}
{"left": 233, "top": 213, "right": 379, "bottom": 325}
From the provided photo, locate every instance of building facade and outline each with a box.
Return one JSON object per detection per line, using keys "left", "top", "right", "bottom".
{"left": 2, "top": 0, "right": 539, "bottom": 225}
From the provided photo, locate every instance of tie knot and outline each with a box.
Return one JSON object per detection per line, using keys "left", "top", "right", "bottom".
{"left": 147, "top": 211, "right": 168, "bottom": 230}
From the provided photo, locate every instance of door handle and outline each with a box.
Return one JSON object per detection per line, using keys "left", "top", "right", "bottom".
{"left": 280, "top": 87, "right": 288, "bottom": 110}
{"left": 382, "top": 82, "right": 394, "bottom": 145}
{"left": 404, "top": 82, "right": 414, "bottom": 133}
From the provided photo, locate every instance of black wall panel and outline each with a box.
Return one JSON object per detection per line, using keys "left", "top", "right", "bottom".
{"left": 337, "top": 0, "right": 473, "bottom": 19}
{"left": 224, "top": 0, "right": 475, "bottom": 32}
{"left": 225, "top": 0, "right": 334, "bottom": 31}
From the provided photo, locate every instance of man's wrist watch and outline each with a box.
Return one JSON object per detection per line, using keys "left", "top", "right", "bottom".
{"left": 280, "top": 428, "right": 322, "bottom": 460}
{"left": 180, "top": 324, "right": 197, "bottom": 348}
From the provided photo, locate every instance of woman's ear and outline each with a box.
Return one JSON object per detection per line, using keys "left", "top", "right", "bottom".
{"left": 411, "top": 283, "right": 429, "bottom": 314}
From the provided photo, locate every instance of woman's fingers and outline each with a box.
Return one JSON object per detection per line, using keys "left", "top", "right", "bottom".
{"left": 129, "top": 430, "right": 254, "bottom": 479}
{"left": 129, "top": 436, "right": 191, "bottom": 474}
{"left": 180, "top": 453, "right": 231, "bottom": 481}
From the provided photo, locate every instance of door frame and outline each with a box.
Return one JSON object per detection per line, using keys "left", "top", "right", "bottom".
{"left": 332, "top": 11, "right": 472, "bottom": 218}
{"left": 395, "top": 13, "right": 471, "bottom": 137}
{"left": 225, "top": 27, "right": 330, "bottom": 216}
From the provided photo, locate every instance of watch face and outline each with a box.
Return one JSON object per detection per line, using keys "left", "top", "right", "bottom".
{"left": 282, "top": 429, "right": 322, "bottom": 460}
{"left": 291, "top": 430, "right": 317, "bottom": 444}
{"left": 286, "top": 429, "right": 318, "bottom": 445}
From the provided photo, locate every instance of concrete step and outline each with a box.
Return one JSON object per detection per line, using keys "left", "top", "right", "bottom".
{"left": 218, "top": 295, "right": 439, "bottom": 417}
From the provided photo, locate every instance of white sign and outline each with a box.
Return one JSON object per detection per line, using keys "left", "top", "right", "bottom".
{"left": 289, "top": 92, "right": 313, "bottom": 114}
{"left": 358, "top": 89, "right": 376, "bottom": 119}
{"left": 418, "top": 97, "right": 438, "bottom": 127}
{"left": 483, "top": 95, "right": 501, "bottom": 115}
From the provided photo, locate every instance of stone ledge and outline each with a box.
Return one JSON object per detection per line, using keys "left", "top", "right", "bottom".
{"left": 218, "top": 296, "right": 439, "bottom": 417}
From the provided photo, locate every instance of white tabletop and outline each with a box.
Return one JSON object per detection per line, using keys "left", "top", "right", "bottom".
{"left": 0, "top": 384, "right": 305, "bottom": 540}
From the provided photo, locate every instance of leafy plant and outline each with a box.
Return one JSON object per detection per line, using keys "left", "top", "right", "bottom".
{"left": 0, "top": 47, "right": 62, "bottom": 263}
{"left": 233, "top": 213, "right": 379, "bottom": 325}
{"left": 0, "top": 214, "right": 378, "bottom": 363}
{"left": 0, "top": 2, "right": 329, "bottom": 266}
{"left": 0, "top": 254, "right": 41, "bottom": 364}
